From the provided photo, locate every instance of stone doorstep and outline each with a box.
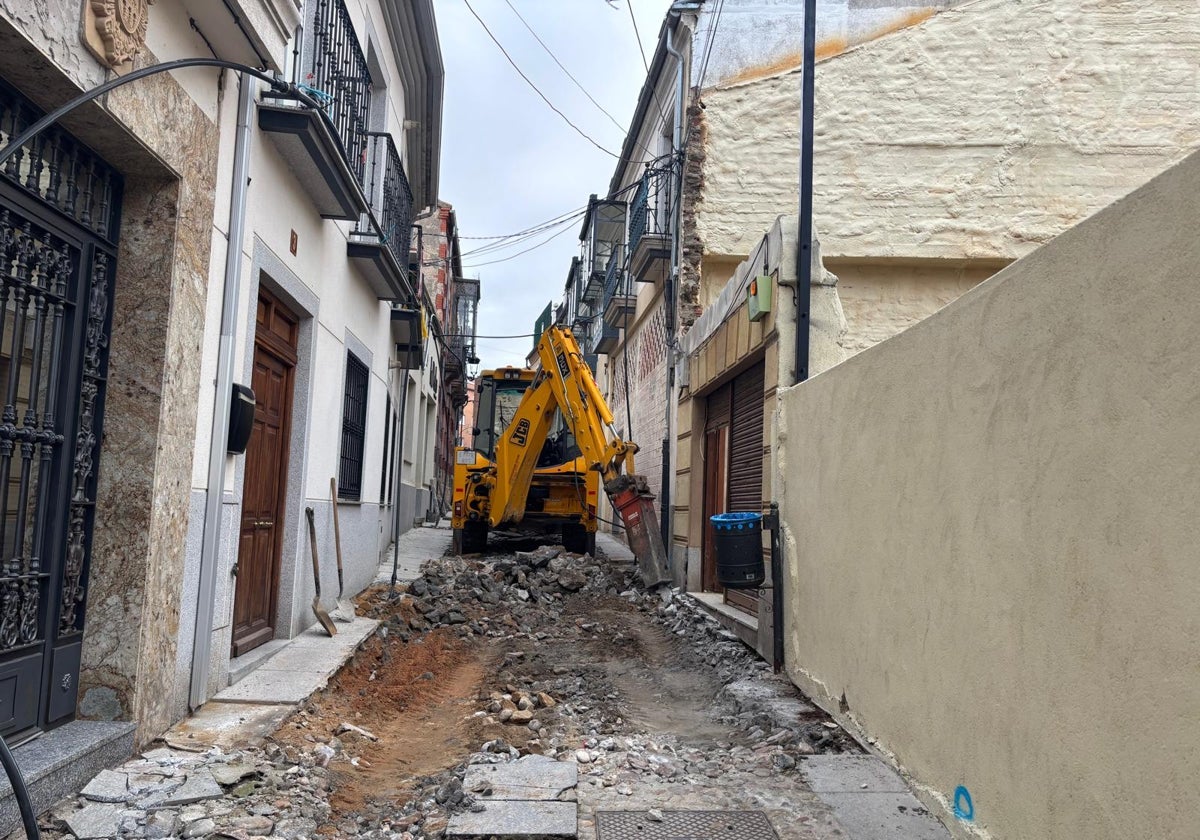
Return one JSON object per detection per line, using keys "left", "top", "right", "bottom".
{"left": 226, "top": 638, "right": 288, "bottom": 687}
{"left": 211, "top": 616, "right": 378, "bottom": 706}
{"left": 0, "top": 720, "right": 136, "bottom": 838}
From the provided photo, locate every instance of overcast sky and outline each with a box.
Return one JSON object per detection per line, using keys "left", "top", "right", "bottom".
{"left": 435, "top": 0, "right": 673, "bottom": 370}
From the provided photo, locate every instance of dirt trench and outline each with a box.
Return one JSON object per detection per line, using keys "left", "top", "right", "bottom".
{"left": 272, "top": 536, "right": 857, "bottom": 838}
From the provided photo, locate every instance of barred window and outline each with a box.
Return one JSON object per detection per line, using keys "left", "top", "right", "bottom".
{"left": 339, "top": 352, "right": 369, "bottom": 501}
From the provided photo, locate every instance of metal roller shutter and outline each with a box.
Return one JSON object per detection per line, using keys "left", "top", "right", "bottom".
{"left": 727, "top": 363, "right": 764, "bottom": 512}
{"left": 705, "top": 381, "right": 732, "bottom": 432}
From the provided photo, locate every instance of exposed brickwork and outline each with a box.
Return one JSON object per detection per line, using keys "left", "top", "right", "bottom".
{"left": 608, "top": 305, "right": 670, "bottom": 502}
{"left": 678, "top": 102, "right": 707, "bottom": 336}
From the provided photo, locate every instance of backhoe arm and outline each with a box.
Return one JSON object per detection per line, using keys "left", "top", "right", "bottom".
{"left": 485, "top": 372, "right": 559, "bottom": 527}
{"left": 535, "top": 326, "right": 636, "bottom": 482}
{"left": 535, "top": 326, "right": 671, "bottom": 587}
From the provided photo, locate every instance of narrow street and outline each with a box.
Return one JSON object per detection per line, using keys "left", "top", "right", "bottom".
{"left": 28, "top": 530, "right": 947, "bottom": 840}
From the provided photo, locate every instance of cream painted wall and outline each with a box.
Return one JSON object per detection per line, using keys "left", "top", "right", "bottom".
{"left": 776, "top": 150, "right": 1200, "bottom": 840}
{"left": 830, "top": 259, "right": 1003, "bottom": 356}
{"left": 697, "top": 0, "right": 1200, "bottom": 264}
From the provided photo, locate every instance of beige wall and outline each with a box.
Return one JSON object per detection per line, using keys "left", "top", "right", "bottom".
{"left": 776, "top": 150, "right": 1200, "bottom": 840}
{"left": 830, "top": 259, "right": 1005, "bottom": 356}
{"left": 696, "top": 0, "right": 1200, "bottom": 263}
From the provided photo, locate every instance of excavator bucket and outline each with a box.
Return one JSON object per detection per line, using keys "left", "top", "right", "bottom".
{"left": 606, "top": 474, "right": 672, "bottom": 588}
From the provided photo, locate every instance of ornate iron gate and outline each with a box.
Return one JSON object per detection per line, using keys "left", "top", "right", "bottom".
{"left": 0, "top": 78, "right": 121, "bottom": 740}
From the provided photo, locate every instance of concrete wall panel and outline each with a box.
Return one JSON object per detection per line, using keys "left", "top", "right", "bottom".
{"left": 776, "top": 150, "right": 1200, "bottom": 839}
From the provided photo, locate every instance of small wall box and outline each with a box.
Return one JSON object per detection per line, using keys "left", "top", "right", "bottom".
{"left": 748, "top": 275, "right": 772, "bottom": 322}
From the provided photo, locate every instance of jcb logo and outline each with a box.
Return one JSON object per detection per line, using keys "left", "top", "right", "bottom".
{"left": 556, "top": 351, "right": 570, "bottom": 380}
{"left": 510, "top": 418, "right": 531, "bottom": 447}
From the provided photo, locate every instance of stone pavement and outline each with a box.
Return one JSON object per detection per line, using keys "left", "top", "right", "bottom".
{"left": 213, "top": 617, "right": 378, "bottom": 705}
{"left": 376, "top": 521, "right": 453, "bottom": 585}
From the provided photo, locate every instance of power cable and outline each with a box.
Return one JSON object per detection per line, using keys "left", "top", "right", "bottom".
{"left": 457, "top": 203, "right": 590, "bottom": 239}
{"left": 462, "top": 0, "right": 624, "bottom": 159}
{"left": 501, "top": 0, "right": 631, "bottom": 139}
{"left": 627, "top": 0, "right": 651, "bottom": 72}
{"left": 458, "top": 211, "right": 585, "bottom": 258}
{"left": 697, "top": 0, "right": 728, "bottom": 95}
{"left": 462, "top": 222, "right": 577, "bottom": 268}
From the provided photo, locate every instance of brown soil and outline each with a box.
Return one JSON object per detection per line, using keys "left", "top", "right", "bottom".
{"left": 275, "top": 625, "right": 492, "bottom": 818}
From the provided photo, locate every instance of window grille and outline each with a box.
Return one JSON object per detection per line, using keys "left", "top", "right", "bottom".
{"left": 339, "top": 352, "right": 369, "bottom": 500}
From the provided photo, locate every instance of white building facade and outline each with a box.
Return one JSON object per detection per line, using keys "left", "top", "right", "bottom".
{"left": 0, "top": 1, "right": 444, "bottom": 814}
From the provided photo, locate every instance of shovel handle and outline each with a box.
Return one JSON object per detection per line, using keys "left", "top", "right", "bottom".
{"left": 331, "top": 477, "right": 345, "bottom": 596}
{"left": 306, "top": 507, "right": 322, "bottom": 598}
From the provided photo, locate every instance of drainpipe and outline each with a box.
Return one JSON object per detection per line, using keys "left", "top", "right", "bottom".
{"left": 189, "top": 75, "right": 255, "bottom": 710}
{"left": 794, "top": 0, "right": 816, "bottom": 385}
{"left": 389, "top": 358, "right": 411, "bottom": 595}
{"left": 661, "top": 33, "right": 686, "bottom": 565}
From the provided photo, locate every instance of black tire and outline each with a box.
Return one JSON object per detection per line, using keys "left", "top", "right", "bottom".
{"left": 562, "top": 523, "right": 595, "bottom": 556}
{"left": 461, "top": 521, "right": 488, "bottom": 554}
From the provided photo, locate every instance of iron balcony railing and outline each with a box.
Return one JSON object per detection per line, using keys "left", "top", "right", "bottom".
{"left": 628, "top": 166, "right": 673, "bottom": 258}
{"left": 355, "top": 132, "right": 414, "bottom": 273}
{"left": 305, "top": 0, "right": 372, "bottom": 184}
{"left": 600, "top": 244, "right": 631, "bottom": 314}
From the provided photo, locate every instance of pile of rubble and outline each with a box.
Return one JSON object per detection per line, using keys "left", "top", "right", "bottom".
{"left": 39, "top": 539, "right": 858, "bottom": 840}
{"left": 37, "top": 743, "right": 333, "bottom": 840}
{"left": 375, "top": 544, "right": 636, "bottom": 641}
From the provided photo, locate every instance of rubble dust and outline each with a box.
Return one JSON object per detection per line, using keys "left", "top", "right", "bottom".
{"left": 29, "top": 535, "right": 860, "bottom": 840}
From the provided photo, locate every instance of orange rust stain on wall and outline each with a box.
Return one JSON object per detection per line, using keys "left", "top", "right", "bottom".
{"left": 719, "top": 38, "right": 848, "bottom": 87}
{"left": 872, "top": 8, "right": 936, "bottom": 40}
{"left": 712, "top": 8, "right": 938, "bottom": 88}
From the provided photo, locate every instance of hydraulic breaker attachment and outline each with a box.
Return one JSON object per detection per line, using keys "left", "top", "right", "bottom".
{"left": 606, "top": 474, "right": 672, "bottom": 588}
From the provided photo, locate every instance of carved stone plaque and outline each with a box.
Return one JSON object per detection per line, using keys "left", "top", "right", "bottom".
{"left": 84, "top": 0, "right": 157, "bottom": 68}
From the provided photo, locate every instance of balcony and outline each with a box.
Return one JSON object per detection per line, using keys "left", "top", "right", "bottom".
{"left": 348, "top": 133, "right": 415, "bottom": 300}
{"left": 591, "top": 318, "right": 619, "bottom": 356}
{"left": 258, "top": 0, "right": 371, "bottom": 220}
{"left": 580, "top": 196, "right": 626, "bottom": 304}
{"left": 559, "top": 258, "right": 581, "bottom": 326}
{"left": 629, "top": 168, "right": 672, "bottom": 285}
{"left": 601, "top": 245, "right": 635, "bottom": 327}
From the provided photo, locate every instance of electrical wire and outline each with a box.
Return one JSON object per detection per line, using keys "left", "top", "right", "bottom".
{"left": 501, "top": 0, "right": 631, "bottom": 139}
{"left": 444, "top": 332, "right": 537, "bottom": 339}
{"left": 458, "top": 211, "right": 585, "bottom": 259}
{"left": 456, "top": 203, "right": 590, "bottom": 239}
{"left": 462, "top": 0, "right": 624, "bottom": 159}
{"left": 462, "top": 222, "right": 577, "bottom": 268}
{"left": 626, "top": 0, "right": 651, "bottom": 72}
{"left": 696, "top": 0, "right": 728, "bottom": 95}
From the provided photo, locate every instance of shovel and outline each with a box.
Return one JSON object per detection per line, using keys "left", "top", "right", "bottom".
{"left": 330, "top": 477, "right": 356, "bottom": 621}
{"left": 305, "top": 507, "right": 337, "bottom": 636}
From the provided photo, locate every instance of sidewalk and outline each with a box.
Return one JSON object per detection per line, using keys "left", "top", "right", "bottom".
{"left": 163, "top": 522, "right": 452, "bottom": 754}
{"left": 375, "top": 520, "right": 453, "bottom": 585}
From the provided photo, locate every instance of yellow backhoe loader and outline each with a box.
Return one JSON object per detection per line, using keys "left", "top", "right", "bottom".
{"left": 451, "top": 326, "right": 671, "bottom": 587}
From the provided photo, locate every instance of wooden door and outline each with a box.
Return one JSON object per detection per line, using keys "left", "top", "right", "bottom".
{"left": 701, "top": 426, "right": 727, "bottom": 592}
{"left": 231, "top": 290, "right": 297, "bottom": 656}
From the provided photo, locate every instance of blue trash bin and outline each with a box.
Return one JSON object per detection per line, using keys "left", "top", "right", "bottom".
{"left": 711, "top": 512, "right": 764, "bottom": 588}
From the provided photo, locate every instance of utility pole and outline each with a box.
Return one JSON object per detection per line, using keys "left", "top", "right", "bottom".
{"left": 794, "top": 0, "right": 816, "bottom": 386}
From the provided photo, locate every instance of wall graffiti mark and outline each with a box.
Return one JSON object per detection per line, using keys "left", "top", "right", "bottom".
{"left": 953, "top": 786, "right": 974, "bottom": 821}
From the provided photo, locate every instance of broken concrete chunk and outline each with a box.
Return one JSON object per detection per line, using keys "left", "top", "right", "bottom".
{"left": 80, "top": 769, "right": 130, "bottom": 803}
{"left": 210, "top": 761, "right": 260, "bottom": 786}
{"left": 148, "top": 768, "right": 224, "bottom": 807}
{"left": 64, "top": 803, "right": 124, "bottom": 839}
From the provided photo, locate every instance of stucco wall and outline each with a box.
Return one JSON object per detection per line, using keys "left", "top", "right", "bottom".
{"left": 697, "top": 0, "right": 1200, "bottom": 263}
{"left": 830, "top": 259, "right": 1003, "bottom": 356}
{"left": 775, "top": 150, "right": 1200, "bottom": 839}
